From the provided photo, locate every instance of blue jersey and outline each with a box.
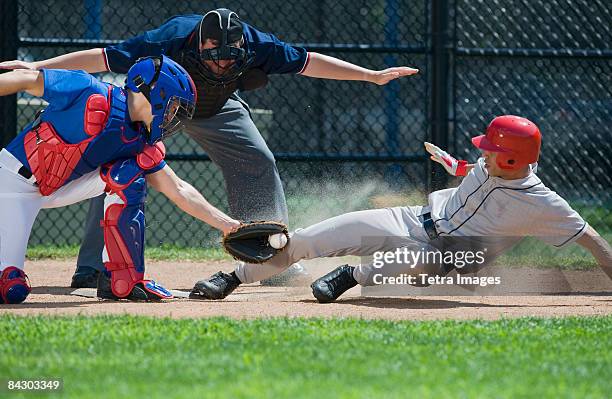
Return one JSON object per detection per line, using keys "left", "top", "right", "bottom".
{"left": 103, "top": 15, "right": 308, "bottom": 75}
{"left": 5, "top": 69, "right": 165, "bottom": 186}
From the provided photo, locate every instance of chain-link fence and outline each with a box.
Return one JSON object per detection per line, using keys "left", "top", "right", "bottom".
{"left": 1, "top": 0, "right": 610, "bottom": 252}
{"left": 453, "top": 0, "right": 612, "bottom": 242}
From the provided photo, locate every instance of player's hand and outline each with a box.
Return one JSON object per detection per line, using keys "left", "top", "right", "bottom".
{"left": 370, "top": 67, "right": 419, "bottom": 85}
{"left": 221, "top": 219, "right": 242, "bottom": 237}
{"left": 0, "top": 60, "right": 37, "bottom": 70}
{"left": 424, "top": 142, "right": 468, "bottom": 177}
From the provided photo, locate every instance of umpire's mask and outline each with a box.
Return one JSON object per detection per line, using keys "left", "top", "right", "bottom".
{"left": 197, "top": 8, "right": 254, "bottom": 85}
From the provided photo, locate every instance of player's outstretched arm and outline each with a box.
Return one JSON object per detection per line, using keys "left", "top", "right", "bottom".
{"left": 0, "top": 48, "right": 107, "bottom": 73}
{"left": 146, "top": 165, "right": 241, "bottom": 236}
{"left": 576, "top": 225, "right": 612, "bottom": 278}
{"left": 0, "top": 69, "right": 44, "bottom": 97}
{"left": 300, "top": 52, "right": 419, "bottom": 85}
{"left": 424, "top": 142, "right": 475, "bottom": 177}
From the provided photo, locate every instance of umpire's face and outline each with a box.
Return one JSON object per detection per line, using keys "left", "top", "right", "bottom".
{"left": 200, "top": 39, "right": 242, "bottom": 77}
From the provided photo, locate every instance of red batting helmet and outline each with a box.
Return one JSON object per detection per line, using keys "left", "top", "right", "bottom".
{"left": 471, "top": 115, "right": 542, "bottom": 170}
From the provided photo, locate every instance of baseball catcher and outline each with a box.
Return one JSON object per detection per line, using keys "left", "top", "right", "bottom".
{"left": 0, "top": 55, "right": 241, "bottom": 304}
{"left": 190, "top": 115, "right": 612, "bottom": 301}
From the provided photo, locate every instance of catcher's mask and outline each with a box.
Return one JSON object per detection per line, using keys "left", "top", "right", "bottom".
{"left": 126, "top": 55, "right": 197, "bottom": 144}
{"left": 197, "top": 8, "right": 254, "bottom": 85}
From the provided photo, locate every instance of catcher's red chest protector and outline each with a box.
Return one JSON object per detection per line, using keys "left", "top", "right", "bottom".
{"left": 23, "top": 92, "right": 109, "bottom": 196}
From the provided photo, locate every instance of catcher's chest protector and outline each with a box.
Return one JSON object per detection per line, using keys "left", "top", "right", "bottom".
{"left": 23, "top": 86, "right": 142, "bottom": 196}
{"left": 23, "top": 89, "right": 111, "bottom": 196}
{"left": 23, "top": 121, "right": 91, "bottom": 196}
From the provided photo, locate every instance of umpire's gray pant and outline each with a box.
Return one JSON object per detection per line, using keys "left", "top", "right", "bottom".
{"left": 76, "top": 98, "right": 288, "bottom": 273}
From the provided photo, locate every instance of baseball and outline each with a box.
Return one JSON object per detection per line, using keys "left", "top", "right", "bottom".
{"left": 268, "top": 233, "right": 288, "bottom": 249}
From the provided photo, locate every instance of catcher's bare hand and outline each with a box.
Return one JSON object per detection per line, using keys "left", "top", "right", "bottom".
{"left": 370, "top": 67, "right": 419, "bottom": 85}
{"left": 221, "top": 220, "right": 242, "bottom": 237}
{"left": 0, "top": 60, "right": 37, "bottom": 70}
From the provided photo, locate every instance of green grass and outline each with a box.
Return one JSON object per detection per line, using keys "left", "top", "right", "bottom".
{"left": 496, "top": 253, "right": 598, "bottom": 269}
{"left": 573, "top": 203, "right": 612, "bottom": 232}
{"left": 495, "top": 234, "right": 612, "bottom": 269}
{"left": 26, "top": 244, "right": 231, "bottom": 262}
{"left": 0, "top": 316, "right": 610, "bottom": 398}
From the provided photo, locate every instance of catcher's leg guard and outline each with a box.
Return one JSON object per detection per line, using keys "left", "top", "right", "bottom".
{"left": 100, "top": 176, "right": 172, "bottom": 300}
{"left": 0, "top": 267, "right": 31, "bottom": 304}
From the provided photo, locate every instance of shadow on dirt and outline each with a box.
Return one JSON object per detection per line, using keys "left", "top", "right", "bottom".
{"left": 0, "top": 301, "right": 99, "bottom": 309}
{"left": 298, "top": 296, "right": 608, "bottom": 309}
{"left": 297, "top": 297, "right": 514, "bottom": 309}
{"left": 31, "top": 286, "right": 75, "bottom": 295}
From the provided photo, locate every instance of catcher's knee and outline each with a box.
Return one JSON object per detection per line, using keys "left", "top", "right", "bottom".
{"left": 0, "top": 267, "right": 31, "bottom": 304}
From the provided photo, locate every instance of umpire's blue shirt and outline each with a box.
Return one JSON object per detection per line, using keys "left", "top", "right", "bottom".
{"left": 103, "top": 15, "right": 309, "bottom": 75}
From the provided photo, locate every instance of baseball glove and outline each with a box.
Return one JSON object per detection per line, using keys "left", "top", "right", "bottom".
{"left": 222, "top": 221, "right": 289, "bottom": 264}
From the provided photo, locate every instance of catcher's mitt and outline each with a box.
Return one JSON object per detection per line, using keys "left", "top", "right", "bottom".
{"left": 222, "top": 221, "right": 289, "bottom": 264}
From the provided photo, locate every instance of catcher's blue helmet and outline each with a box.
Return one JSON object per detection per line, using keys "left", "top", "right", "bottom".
{"left": 126, "top": 55, "right": 196, "bottom": 144}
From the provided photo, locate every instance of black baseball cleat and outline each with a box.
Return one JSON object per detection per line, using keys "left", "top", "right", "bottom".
{"left": 70, "top": 266, "right": 101, "bottom": 289}
{"left": 96, "top": 272, "right": 159, "bottom": 302}
{"left": 261, "top": 263, "right": 311, "bottom": 287}
{"left": 190, "top": 271, "right": 241, "bottom": 300}
{"left": 311, "top": 265, "right": 358, "bottom": 303}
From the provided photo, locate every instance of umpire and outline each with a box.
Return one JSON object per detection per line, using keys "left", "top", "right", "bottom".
{"left": 0, "top": 8, "right": 418, "bottom": 287}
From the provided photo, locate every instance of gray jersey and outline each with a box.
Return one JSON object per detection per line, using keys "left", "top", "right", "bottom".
{"left": 429, "top": 158, "right": 587, "bottom": 247}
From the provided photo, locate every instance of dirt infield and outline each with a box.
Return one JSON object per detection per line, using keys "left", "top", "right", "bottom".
{"left": 1, "top": 259, "right": 611, "bottom": 320}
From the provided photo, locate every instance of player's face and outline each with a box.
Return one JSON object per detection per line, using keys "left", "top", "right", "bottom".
{"left": 482, "top": 151, "right": 503, "bottom": 176}
{"left": 163, "top": 101, "right": 180, "bottom": 124}
{"left": 200, "top": 39, "right": 240, "bottom": 76}
{"left": 136, "top": 91, "right": 154, "bottom": 129}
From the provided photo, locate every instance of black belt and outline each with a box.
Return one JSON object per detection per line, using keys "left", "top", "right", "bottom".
{"left": 18, "top": 166, "right": 33, "bottom": 179}
{"left": 419, "top": 212, "right": 439, "bottom": 240}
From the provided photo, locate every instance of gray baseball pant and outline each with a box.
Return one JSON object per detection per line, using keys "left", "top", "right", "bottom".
{"left": 76, "top": 98, "right": 289, "bottom": 274}
{"left": 240, "top": 206, "right": 444, "bottom": 285}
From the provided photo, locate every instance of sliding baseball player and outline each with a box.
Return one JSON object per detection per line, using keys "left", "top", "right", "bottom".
{"left": 190, "top": 115, "right": 612, "bottom": 302}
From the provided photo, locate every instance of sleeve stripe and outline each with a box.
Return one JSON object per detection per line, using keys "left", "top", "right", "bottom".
{"left": 297, "top": 52, "right": 311, "bottom": 75}
{"left": 554, "top": 222, "right": 588, "bottom": 248}
{"left": 102, "top": 48, "right": 111, "bottom": 72}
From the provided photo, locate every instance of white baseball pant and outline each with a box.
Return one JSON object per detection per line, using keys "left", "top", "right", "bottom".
{"left": 0, "top": 149, "right": 106, "bottom": 270}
